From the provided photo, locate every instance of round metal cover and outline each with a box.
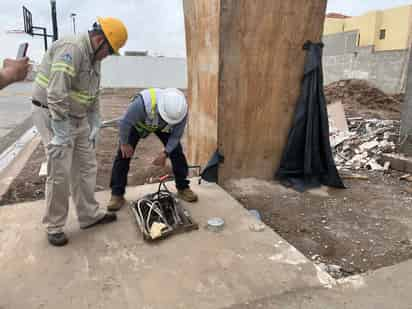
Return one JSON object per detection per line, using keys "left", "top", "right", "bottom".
{"left": 207, "top": 217, "right": 225, "bottom": 232}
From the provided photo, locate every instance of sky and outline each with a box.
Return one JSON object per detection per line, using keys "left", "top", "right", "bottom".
{"left": 0, "top": 0, "right": 411, "bottom": 62}
{"left": 327, "top": 0, "right": 412, "bottom": 16}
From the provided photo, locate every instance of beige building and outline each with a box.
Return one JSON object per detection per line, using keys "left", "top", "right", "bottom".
{"left": 324, "top": 5, "right": 412, "bottom": 51}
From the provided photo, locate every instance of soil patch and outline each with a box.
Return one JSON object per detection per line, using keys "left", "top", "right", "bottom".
{"left": 324, "top": 79, "right": 402, "bottom": 120}
{"left": 224, "top": 173, "right": 412, "bottom": 279}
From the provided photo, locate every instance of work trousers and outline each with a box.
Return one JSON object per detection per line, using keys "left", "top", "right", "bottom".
{"left": 110, "top": 127, "right": 190, "bottom": 196}
{"left": 31, "top": 104, "right": 105, "bottom": 234}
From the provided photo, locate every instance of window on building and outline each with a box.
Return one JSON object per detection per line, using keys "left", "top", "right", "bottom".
{"left": 379, "top": 29, "right": 386, "bottom": 40}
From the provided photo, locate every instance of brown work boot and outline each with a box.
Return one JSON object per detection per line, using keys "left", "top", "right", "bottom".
{"left": 177, "top": 188, "right": 198, "bottom": 203}
{"left": 107, "top": 195, "right": 126, "bottom": 212}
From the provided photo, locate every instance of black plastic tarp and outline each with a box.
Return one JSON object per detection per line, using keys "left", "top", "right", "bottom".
{"left": 275, "top": 41, "right": 345, "bottom": 192}
{"left": 200, "top": 150, "right": 224, "bottom": 183}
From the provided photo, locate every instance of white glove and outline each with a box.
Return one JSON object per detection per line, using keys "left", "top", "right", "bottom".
{"left": 88, "top": 112, "right": 101, "bottom": 148}
{"left": 50, "top": 119, "right": 71, "bottom": 146}
{"left": 47, "top": 119, "right": 71, "bottom": 159}
{"left": 47, "top": 144, "right": 65, "bottom": 159}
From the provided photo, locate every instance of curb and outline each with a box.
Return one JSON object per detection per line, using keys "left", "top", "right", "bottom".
{"left": 0, "top": 134, "right": 41, "bottom": 201}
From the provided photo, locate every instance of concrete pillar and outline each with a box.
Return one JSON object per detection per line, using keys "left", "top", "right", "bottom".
{"left": 183, "top": 0, "right": 327, "bottom": 182}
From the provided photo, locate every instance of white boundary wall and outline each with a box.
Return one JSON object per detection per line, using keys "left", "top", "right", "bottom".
{"left": 101, "top": 56, "right": 187, "bottom": 89}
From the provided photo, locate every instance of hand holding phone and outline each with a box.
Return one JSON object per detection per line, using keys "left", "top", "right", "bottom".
{"left": 3, "top": 58, "right": 29, "bottom": 83}
{"left": 16, "top": 42, "right": 29, "bottom": 59}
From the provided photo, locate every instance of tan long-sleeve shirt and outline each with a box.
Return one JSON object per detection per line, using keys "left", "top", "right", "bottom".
{"left": 32, "top": 33, "right": 101, "bottom": 120}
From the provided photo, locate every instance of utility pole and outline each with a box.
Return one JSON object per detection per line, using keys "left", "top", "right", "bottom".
{"left": 50, "top": 0, "right": 58, "bottom": 41}
{"left": 70, "top": 13, "right": 77, "bottom": 34}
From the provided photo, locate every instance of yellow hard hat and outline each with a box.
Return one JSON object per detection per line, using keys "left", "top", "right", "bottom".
{"left": 97, "top": 17, "right": 128, "bottom": 53}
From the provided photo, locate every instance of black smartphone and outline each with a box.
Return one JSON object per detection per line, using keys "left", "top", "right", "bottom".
{"left": 16, "top": 42, "right": 29, "bottom": 59}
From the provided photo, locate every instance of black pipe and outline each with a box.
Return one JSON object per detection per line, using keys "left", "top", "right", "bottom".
{"left": 43, "top": 28, "right": 48, "bottom": 50}
{"left": 50, "top": 0, "right": 58, "bottom": 41}
{"left": 32, "top": 26, "right": 51, "bottom": 51}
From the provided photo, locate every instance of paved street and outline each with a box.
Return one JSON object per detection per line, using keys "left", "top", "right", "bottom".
{"left": 0, "top": 82, "right": 33, "bottom": 155}
{"left": 0, "top": 81, "right": 32, "bottom": 139}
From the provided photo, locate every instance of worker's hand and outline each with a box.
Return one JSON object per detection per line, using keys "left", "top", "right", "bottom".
{"left": 152, "top": 151, "right": 167, "bottom": 167}
{"left": 89, "top": 126, "right": 100, "bottom": 148}
{"left": 50, "top": 119, "right": 72, "bottom": 146}
{"left": 3, "top": 57, "right": 30, "bottom": 82}
{"left": 120, "top": 144, "right": 134, "bottom": 159}
{"left": 46, "top": 144, "right": 65, "bottom": 160}
{"left": 88, "top": 112, "right": 101, "bottom": 148}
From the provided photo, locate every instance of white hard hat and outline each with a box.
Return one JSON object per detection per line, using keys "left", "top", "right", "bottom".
{"left": 157, "top": 88, "right": 188, "bottom": 125}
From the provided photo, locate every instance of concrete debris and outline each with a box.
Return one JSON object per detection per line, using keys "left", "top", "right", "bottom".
{"left": 311, "top": 254, "right": 321, "bottom": 261}
{"left": 328, "top": 101, "right": 349, "bottom": 133}
{"left": 366, "top": 159, "right": 385, "bottom": 171}
{"left": 359, "top": 141, "right": 379, "bottom": 152}
{"left": 330, "top": 118, "right": 399, "bottom": 171}
{"left": 38, "top": 162, "right": 47, "bottom": 177}
{"left": 317, "top": 262, "right": 347, "bottom": 279}
{"left": 328, "top": 101, "right": 350, "bottom": 148}
{"left": 400, "top": 174, "right": 411, "bottom": 180}
{"left": 400, "top": 174, "right": 412, "bottom": 182}
{"left": 382, "top": 153, "right": 412, "bottom": 174}
{"left": 249, "top": 222, "right": 265, "bottom": 232}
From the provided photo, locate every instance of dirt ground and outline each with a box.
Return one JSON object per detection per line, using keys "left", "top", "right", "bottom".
{"left": 2, "top": 87, "right": 412, "bottom": 279}
{"left": 324, "top": 79, "right": 402, "bottom": 120}
{"left": 224, "top": 173, "right": 412, "bottom": 278}
{"left": 0, "top": 93, "right": 171, "bottom": 206}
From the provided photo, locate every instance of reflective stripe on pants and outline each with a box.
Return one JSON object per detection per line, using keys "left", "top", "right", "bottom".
{"left": 31, "top": 109, "right": 105, "bottom": 234}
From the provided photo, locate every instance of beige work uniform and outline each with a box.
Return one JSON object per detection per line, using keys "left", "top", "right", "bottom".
{"left": 32, "top": 34, "right": 105, "bottom": 234}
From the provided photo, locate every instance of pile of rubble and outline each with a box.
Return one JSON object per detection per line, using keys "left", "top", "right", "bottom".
{"left": 324, "top": 80, "right": 402, "bottom": 117}
{"left": 330, "top": 117, "right": 399, "bottom": 171}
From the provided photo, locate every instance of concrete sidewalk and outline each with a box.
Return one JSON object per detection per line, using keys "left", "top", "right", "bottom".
{"left": 0, "top": 182, "right": 333, "bottom": 309}
{"left": 3, "top": 181, "right": 412, "bottom": 308}
{"left": 227, "top": 259, "right": 412, "bottom": 308}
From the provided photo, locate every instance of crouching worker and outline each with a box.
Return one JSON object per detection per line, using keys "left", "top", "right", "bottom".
{"left": 107, "top": 88, "right": 198, "bottom": 211}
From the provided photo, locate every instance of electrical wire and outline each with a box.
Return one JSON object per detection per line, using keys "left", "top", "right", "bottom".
{"left": 131, "top": 177, "right": 179, "bottom": 238}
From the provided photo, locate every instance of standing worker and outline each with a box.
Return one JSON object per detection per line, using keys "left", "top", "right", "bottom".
{"left": 31, "top": 17, "right": 128, "bottom": 246}
{"left": 107, "top": 88, "right": 198, "bottom": 211}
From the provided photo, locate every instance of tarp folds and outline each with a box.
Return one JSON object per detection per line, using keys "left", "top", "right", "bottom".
{"left": 200, "top": 150, "right": 224, "bottom": 183}
{"left": 275, "top": 41, "right": 345, "bottom": 192}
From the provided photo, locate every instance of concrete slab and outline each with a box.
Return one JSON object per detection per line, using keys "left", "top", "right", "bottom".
{"left": 0, "top": 182, "right": 333, "bottom": 309}
{"left": 328, "top": 100, "right": 349, "bottom": 133}
{"left": 226, "top": 259, "right": 412, "bottom": 308}
{"left": 382, "top": 153, "right": 412, "bottom": 173}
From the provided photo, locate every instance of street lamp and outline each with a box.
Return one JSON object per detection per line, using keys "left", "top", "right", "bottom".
{"left": 70, "top": 13, "right": 77, "bottom": 34}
